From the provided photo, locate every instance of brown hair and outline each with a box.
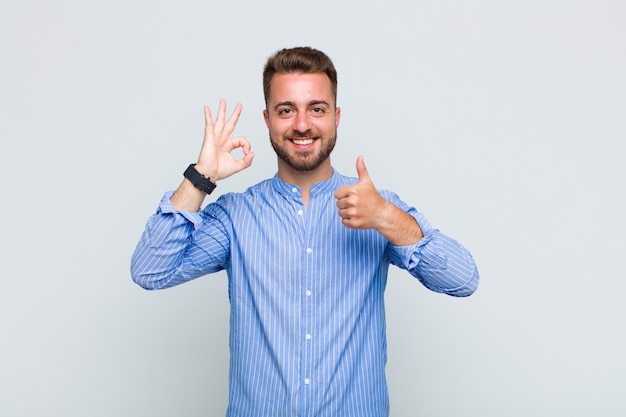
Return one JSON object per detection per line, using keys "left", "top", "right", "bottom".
{"left": 263, "top": 47, "right": 338, "bottom": 107}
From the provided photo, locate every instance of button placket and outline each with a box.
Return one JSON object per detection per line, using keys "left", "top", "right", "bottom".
{"left": 300, "top": 192, "right": 319, "bottom": 398}
{"left": 303, "top": 235, "right": 314, "bottom": 393}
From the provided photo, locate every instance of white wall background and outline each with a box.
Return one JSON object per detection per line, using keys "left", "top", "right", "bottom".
{"left": 2, "top": 1, "right": 624, "bottom": 416}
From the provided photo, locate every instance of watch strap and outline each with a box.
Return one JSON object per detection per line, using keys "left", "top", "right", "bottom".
{"left": 183, "top": 164, "right": 217, "bottom": 195}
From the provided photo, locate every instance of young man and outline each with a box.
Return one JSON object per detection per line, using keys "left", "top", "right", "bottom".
{"left": 131, "top": 47, "right": 479, "bottom": 417}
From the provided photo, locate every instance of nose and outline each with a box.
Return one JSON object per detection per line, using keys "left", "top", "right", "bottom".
{"left": 293, "top": 111, "right": 311, "bottom": 134}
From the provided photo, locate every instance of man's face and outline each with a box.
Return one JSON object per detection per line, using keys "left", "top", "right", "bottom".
{"left": 264, "top": 72, "right": 341, "bottom": 172}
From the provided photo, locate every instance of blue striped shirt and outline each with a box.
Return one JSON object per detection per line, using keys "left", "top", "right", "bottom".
{"left": 131, "top": 170, "right": 479, "bottom": 417}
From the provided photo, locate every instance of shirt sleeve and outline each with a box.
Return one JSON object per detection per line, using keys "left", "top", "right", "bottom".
{"left": 130, "top": 191, "right": 230, "bottom": 290}
{"left": 384, "top": 193, "right": 479, "bottom": 297}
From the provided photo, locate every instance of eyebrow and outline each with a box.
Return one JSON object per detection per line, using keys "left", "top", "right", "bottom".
{"left": 273, "top": 100, "right": 331, "bottom": 111}
{"left": 309, "top": 100, "right": 330, "bottom": 107}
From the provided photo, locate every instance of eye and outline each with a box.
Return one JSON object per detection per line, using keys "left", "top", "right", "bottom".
{"left": 278, "top": 108, "right": 293, "bottom": 116}
{"left": 311, "top": 107, "right": 325, "bottom": 114}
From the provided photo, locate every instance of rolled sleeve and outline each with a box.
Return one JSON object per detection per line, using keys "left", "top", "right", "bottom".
{"left": 387, "top": 207, "right": 479, "bottom": 297}
{"left": 131, "top": 191, "right": 212, "bottom": 290}
{"left": 158, "top": 191, "right": 204, "bottom": 228}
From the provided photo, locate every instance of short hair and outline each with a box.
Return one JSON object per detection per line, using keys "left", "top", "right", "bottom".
{"left": 263, "top": 47, "right": 338, "bottom": 107}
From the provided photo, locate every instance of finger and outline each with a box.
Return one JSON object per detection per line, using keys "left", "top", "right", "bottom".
{"left": 232, "top": 152, "right": 255, "bottom": 171}
{"left": 335, "top": 199, "right": 350, "bottom": 210}
{"left": 333, "top": 186, "right": 349, "bottom": 200}
{"left": 356, "top": 155, "right": 370, "bottom": 184}
{"left": 224, "top": 102, "right": 243, "bottom": 135}
{"left": 242, "top": 151, "right": 255, "bottom": 167}
{"left": 215, "top": 99, "right": 227, "bottom": 129}
{"left": 229, "top": 137, "right": 255, "bottom": 171}
{"left": 204, "top": 105, "right": 214, "bottom": 129}
{"left": 338, "top": 208, "right": 357, "bottom": 223}
{"left": 229, "top": 136, "right": 252, "bottom": 153}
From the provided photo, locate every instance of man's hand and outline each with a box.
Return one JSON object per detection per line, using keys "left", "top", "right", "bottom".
{"left": 171, "top": 100, "right": 254, "bottom": 212}
{"left": 334, "top": 156, "right": 423, "bottom": 246}
{"left": 334, "top": 156, "right": 388, "bottom": 230}
{"left": 195, "top": 100, "right": 255, "bottom": 181}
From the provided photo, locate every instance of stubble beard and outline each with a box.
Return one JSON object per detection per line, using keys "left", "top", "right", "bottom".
{"left": 270, "top": 131, "right": 337, "bottom": 172}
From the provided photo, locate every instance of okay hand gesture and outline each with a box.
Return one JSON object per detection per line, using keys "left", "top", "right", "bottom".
{"left": 195, "top": 100, "right": 255, "bottom": 181}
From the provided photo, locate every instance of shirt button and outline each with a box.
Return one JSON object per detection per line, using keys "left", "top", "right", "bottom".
{"left": 291, "top": 187, "right": 298, "bottom": 193}
{"left": 306, "top": 334, "right": 312, "bottom": 341}
{"left": 297, "top": 209, "right": 303, "bottom": 216}
{"left": 306, "top": 290, "right": 312, "bottom": 297}
{"left": 304, "top": 378, "right": 310, "bottom": 385}
{"left": 306, "top": 248, "right": 312, "bottom": 254}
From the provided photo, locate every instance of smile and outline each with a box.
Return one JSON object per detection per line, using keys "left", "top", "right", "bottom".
{"left": 291, "top": 138, "right": 315, "bottom": 145}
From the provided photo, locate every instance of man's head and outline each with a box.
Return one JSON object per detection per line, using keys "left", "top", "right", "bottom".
{"left": 262, "top": 47, "right": 341, "bottom": 176}
{"left": 263, "top": 47, "right": 338, "bottom": 108}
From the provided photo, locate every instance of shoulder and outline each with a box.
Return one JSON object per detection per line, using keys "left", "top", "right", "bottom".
{"left": 204, "top": 177, "right": 273, "bottom": 211}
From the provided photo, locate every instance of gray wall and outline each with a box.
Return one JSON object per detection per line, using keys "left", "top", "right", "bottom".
{"left": 2, "top": 1, "right": 624, "bottom": 416}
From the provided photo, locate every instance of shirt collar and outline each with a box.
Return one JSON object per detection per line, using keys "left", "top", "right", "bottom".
{"left": 272, "top": 169, "right": 340, "bottom": 199}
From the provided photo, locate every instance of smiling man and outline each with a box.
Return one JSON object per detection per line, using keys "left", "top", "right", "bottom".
{"left": 131, "top": 46, "right": 479, "bottom": 417}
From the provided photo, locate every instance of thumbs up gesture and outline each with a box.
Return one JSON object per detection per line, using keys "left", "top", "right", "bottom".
{"left": 334, "top": 156, "right": 390, "bottom": 230}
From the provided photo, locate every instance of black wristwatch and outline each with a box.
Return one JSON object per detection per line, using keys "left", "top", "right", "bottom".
{"left": 184, "top": 164, "right": 217, "bottom": 195}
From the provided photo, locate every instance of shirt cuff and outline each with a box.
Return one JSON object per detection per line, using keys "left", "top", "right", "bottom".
{"left": 158, "top": 191, "right": 204, "bottom": 229}
{"left": 387, "top": 229, "right": 449, "bottom": 272}
{"left": 387, "top": 231, "right": 424, "bottom": 269}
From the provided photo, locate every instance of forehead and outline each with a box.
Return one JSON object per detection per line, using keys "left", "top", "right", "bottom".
{"left": 269, "top": 72, "right": 333, "bottom": 105}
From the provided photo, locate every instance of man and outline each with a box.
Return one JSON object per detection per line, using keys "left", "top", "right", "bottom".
{"left": 131, "top": 46, "right": 479, "bottom": 417}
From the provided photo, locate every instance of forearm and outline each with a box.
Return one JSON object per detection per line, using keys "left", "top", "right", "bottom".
{"left": 376, "top": 201, "right": 424, "bottom": 246}
{"left": 130, "top": 193, "right": 204, "bottom": 289}
{"left": 170, "top": 178, "right": 210, "bottom": 212}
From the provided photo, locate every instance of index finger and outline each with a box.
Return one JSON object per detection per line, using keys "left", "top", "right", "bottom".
{"left": 333, "top": 185, "right": 350, "bottom": 200}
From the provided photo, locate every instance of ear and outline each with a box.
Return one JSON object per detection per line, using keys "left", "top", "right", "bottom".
{"left": 335, "top": 106, "right": 341, "bottom": 128}
{"left": 263, "top": 109, "right": 270, "bottom": 128}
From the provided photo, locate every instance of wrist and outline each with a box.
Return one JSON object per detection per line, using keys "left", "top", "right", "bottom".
{"left": 184, "top": 163, "right": 217, "bottom": 195}
{"left": 193, "top": 163, "right": 218, "bottom": 180}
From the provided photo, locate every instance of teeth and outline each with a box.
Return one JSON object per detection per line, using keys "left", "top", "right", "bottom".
{"left": 292, "top": 138, "right": 314, "bottom": 145}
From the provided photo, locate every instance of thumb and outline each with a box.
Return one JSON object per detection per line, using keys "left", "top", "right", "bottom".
{"left": 356, "top": 155, "right": 370, "bottom": 183}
